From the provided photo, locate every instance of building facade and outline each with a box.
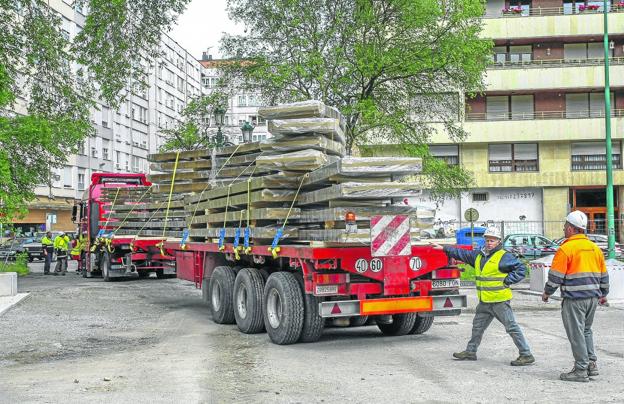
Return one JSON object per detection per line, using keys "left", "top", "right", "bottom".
{"left": 13, "top": 0, "right": 204, "bottom": 234}
{"left": 419, "top": 1, "right": 624, "bottom": 239}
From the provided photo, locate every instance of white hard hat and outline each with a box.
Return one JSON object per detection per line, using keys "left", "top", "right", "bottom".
{"left": 566, "top": 210, "right": 587, "bottom": 230}
{"left": 483, "top": 227, "right": 502, "bottom": 239}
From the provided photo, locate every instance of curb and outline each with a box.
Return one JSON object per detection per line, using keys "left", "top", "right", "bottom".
{"left": 0, "top": 292, "right": 31, "bottom": 317}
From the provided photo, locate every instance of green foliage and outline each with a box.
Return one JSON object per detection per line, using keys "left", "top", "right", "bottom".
{"left": 221, "top": 0, "right": 491, "bottom": 195}
{"left": 458, "top": 263, "right": 475, "bottom": 281}
{"left": 0, "top": 253, "right": 30, "bottom": 276}
{"left": 0, "top": 0, "right": 189, "bottom": 223}
{"left": 159, "top": 92, "right": 230, "bottom": 152}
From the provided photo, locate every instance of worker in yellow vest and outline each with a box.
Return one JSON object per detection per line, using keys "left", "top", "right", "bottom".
{"left": 70, "top": 233, "right": 86, "bottom": 274}
{"left": 53, "top": 231, "right": 70, "bottom": 275}
{"left": 431, "top": 227, "right": 535, "bottom": 366}
{"left": 41, "top": 231, "right": 54, "bottom": 275}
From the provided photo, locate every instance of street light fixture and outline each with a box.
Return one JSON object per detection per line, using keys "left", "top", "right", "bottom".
{"left": 241, "top": 121, "right": 255, "bottom": 143}
{"left": 213, "top": 106, "right": 226, "bottom": 147}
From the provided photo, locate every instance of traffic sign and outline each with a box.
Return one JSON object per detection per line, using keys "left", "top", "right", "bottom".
{"left": 464, "top": 208, "right": 479, "bottom": 222}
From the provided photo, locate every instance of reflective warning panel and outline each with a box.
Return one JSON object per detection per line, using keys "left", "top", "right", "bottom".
{"left": 370, "top": 215, "right": 411, "bottom": 257}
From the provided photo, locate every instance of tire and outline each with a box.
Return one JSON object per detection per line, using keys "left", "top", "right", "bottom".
{"left": 138, "top": 271, "right": 150, "bottom": 279}
{"left": 377, "top": 312, "right": 418, "bottom": 336}
{"left": 263, "top": 272, "right": 304, "bottom": 345}
{"left": 201, "top": 276, "right": 210, "bottom": 306}
{"left": 258, "top": 268, "right": 270, "bottom": 283}
{"left": 102, "top": 252, "right": 112, "bottom": 282}
{"left": 294, "top": 273, "right": 324, "bottom": 343}
{"left": 233, "top": 268, "right": 266, "bottom": 334}
{"left": 409, "top": 315, "right": 434, "bottom": 335}
{"left": 209, "top": 266, "right": 236, "bottom": 324}
{"left": 155, "top": 269, "right": 165, "bottom": 279}
{"left": 350, "top": 316, "right": 369, "bottom": 327}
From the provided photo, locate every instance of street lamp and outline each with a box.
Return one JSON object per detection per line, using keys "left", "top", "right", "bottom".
{"left": 213, "top": 106, "right": 226, "bottom": 147}
{"left": 603, "top": 0, "right": 616, "bottom": 258}
{"left": 241, "top": 121, "right": 255, "bottom": 143}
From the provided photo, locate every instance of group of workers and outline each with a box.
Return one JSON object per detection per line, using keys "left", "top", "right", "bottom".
{"left": 40, "top": 231, "right": 85, "bottom": 275}
{"left": 432, "top": 210, "right": 609, "bottom": 383}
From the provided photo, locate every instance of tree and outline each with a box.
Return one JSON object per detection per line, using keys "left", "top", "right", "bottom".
{"left": 159, "top": 91, "right": 230, "bottom": 152}
{"left": 221, "top": 0, "right": 492, "bottom": 196}
{"left": 0, "top": 0, "right": 190, "bottom": 222}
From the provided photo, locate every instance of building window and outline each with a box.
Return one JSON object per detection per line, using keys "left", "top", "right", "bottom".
{"left": 78, "top": 141, "right": 86, "bottom": 155}
{"left": 472, "top": 192, "right": 488, "bottom": 202}
{"left": 565, "top": 92, "right": 614, "bottom": 118}
{"left": 489, "top": 143, "right": 539, "bottom": 172}
{"left": 77, "top": 172, "right": 85, "bottom": 191}
{"left": 429, "top": 145, "right": 459, "bottom": 166}
{"left": 571, "top": 141, "right": 621, "bottom": 170}
{"left": 101, "top": 106, "right": 109, "bottom": 128}
{"left": 238, "top": 95, "right": 247, "bottom": 107}
{"left": 486, "top": 95, "right": 534, "bottom": 120}
{"left": 63, "top": 166, "right": 73, "bottom": 188}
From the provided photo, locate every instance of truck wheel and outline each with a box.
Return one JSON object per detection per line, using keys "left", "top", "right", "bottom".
{"left": 102, "top": 252, "right": 112, "bottom": 282}
{"left": 263, "top": 272, "right": 304, "bottom": 345}
{"left": 294, "top": 273, "right": 324, "bottom": 343}
{"left": 155, "top": 269, "right": 165, "bottom": 279}
{"left": 377, "top": 313, "right": 417, "bottom": 336}
{"left": 409, "top": 315, "right": 434, "bottom": 335}
{"left": 233, "top": 268, "right": 266, "bottom": 334}
{"left": 138, "top": 271, "right": 150, "bottom": 279}
{"left": 350, "top": 316, "right": 369, "bottom": 327}
{"left": 209, "top": 266, "right": 236, "bottom": 324}
{"left": 258, "top": 268, "right": 271, "bottom": 283}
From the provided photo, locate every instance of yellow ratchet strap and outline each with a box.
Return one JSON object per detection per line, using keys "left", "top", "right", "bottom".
{"left": 160, "top": 151, "right": 180, "bottom": 255}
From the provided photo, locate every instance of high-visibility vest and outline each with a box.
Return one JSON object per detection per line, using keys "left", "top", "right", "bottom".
{"left": 54, "top": 235, "right": 70, "bottom": 251}
{"left": 41, "top": 236, "right": 53, "bottom": 247}
{"left": 70, "top": 236, "right": 85, "bottom": 256}
{"left": 475, "top": 249, "right": 512, "bottom": 303}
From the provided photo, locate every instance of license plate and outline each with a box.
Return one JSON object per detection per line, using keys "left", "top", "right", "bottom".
{"left": 432, "top": 279, "right": 460, "bottom": 289}
{"left": 315, "top": 285, "right": 339, "bottom": 295}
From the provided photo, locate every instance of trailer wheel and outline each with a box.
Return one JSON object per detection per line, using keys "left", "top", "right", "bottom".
{"left": 155, "top": 269, "right": 165, "bottom": 279}
{"left": 263, "top": 272, "right": 304, "bottom": 345}
{"left": 350, "top": 316, "right": 369, "bottom": 327}
{"left": 209, "top": 266, "right": 236, "bottom": 324}
{"left": 258, "top": 268, "right": 270, "bottom": 283}
{"left": 138, "top": 271, "right": 150, "bottom": 279}
{"left": 294, "top": 273, "right": 324, "bottom": 343}
{"left": 102, "top": 252, "right": 112, "bottom": 282}
{"left": 409, "top": 315, "right": 434, "bottom": 335}
{"left": 233, "top": 268, "right": 266, "bottom": 334}
{"left": 377, "top": 313, "right": 417, "bottom": 336}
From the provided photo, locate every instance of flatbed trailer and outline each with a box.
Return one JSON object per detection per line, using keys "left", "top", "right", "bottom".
{"left": 165, "top": 238, "right": 467, "bottom": 345}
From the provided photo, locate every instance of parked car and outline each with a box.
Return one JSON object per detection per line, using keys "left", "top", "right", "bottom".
{"left": 554, "top": 234, "right": 623, "bottom": 258}
{"left": 0, "top": 237, "right": 37, "bottom": 261}
{"left": 19, "top": 239, "right": 46, "bottom": 262}
{"left": 503, "top": 233, "right": 559, "bottom": 259}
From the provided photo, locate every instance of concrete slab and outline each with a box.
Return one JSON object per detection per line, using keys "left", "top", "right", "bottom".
{"left": 0, "top": 293, "right": 30, "bottom": 316}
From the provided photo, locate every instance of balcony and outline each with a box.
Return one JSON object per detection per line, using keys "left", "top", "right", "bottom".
{"left": 484, "top": 63, "right": 624, "bottom": 91}
{"left": 427, "top": 110, "right": 624, "bottom": 144}
{"left": 482, "top": 8, "right": 624, "bottom": 40}
{"left": 489, "top": 56, "right": 624, "bottom": 70}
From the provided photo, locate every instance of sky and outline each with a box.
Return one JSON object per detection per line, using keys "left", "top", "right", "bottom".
{"left": 169, "top": 0, "right": 243, "bottom": 60}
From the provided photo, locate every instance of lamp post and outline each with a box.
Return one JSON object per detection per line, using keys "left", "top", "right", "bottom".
{"left": 213, "top": 106, "right": 225, "bottom": 147}
{"left": 603, "top": 0, "right": 616, "bottom": 258}
{"left": 241, "top": 121, "right": 255, "bottom": 143}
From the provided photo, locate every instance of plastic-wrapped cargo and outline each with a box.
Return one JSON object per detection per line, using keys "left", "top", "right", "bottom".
{"left": 258, "top": 100, "right": 343, "bottom": 123}
{"left": 304, "top": 157, "right": 423, "bottom": 185}
{"left": 268, "top": 118, "right": 345, "bottom": 145}
{"left": 297, "top": 182, "right": 423, "bottom": 205}
{"left": 256, "top": 150, "right": 336, "bottom": 172}
{"left": 260, "top": 135, "right": 345, "bottom": 156}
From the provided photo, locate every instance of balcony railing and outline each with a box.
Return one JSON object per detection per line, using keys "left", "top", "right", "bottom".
{"left": 484, "top": 4, "right": 624, "bottom": 18}
{"left": 572, "top": 154, "right": 622, "bottom": 170}
{"left": 489, "top": 57, "right": 624, "bottom": 69}
{"left": 466, "top": 109, "right": 624, "bottom": 121}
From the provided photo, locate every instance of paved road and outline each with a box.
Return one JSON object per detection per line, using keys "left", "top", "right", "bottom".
{"left": 1, "top": 261, "right": 623, "bottom": 403}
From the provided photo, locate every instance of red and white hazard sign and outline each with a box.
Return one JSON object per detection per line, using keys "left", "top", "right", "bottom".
{"left": 370, "top": 215, "right": 411, "bottom": 257}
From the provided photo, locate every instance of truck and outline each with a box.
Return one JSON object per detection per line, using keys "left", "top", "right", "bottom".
{"left": 164, "top": 215, "right": 467, "bottom": 345}
{"left": 72, "top": 173, "right": 176, "bottom": 280}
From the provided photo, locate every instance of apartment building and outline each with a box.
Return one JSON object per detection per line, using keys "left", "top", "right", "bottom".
{"left": 409, "top": 1, "right": 624, "bottom": 239}
{"left": 199, "top": 52, "right": 271, "bottom": 144}
{"left": 13, "top": 0, "right": 204, "bottom": 234}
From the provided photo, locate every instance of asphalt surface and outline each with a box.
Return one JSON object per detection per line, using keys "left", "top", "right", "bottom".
{"left": 0, "top": 261, "right": 623, "bottom": 403}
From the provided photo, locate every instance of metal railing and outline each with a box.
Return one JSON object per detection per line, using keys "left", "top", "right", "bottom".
{"left": 466, "top": 109, "right": 624, "bottom": 121}
{"left": 484, "top": 5, "right": 624, "bottom": 18}
{"left": 489, "top": 56, "right": 624, "bottom": 69}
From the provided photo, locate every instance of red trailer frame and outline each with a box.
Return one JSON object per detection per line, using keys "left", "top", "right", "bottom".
{"left": 165, "top": 238, "right": 467, "bottom": 344}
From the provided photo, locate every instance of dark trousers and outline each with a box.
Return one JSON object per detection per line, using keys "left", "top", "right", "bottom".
{"left": 54, "top": 252, "right": 68, "bottom": 273}
{"left": 43, "top": 247, "right": 54, "bottom": 273}
{"left": 562, "top": 297, "right": 598, "bottom": 370}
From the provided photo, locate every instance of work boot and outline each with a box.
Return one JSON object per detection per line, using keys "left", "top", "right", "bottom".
{"left": 511, "top": 354, "right": 535, "bottom": 366}
{"left": 560, "top": 367, "right": 589, "bottom": 382}
{"left": 452, "top": 351, "right": 477, "bottom": 361}
{"left": 588, "top": 361, "right": 599, "bottom": 377}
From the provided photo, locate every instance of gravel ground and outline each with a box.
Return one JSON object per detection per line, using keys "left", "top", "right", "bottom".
{"left": 1, "top": 261, "right": 623, "bottom": 403}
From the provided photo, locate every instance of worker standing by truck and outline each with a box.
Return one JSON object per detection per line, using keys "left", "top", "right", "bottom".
{"left": 53, "top": 232, "right": 70, "bottom": 276}
{"left": 542, "top": 210, "right": 609, "bottom": 382}
{"left": 70, "top": 233, "right": 86, "bottom": 274}
{"left": 41, "top": 231, "right": 54, "bottom": 275}
{"left": 431, "top": 227, "right": 535, "bottom": 366}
